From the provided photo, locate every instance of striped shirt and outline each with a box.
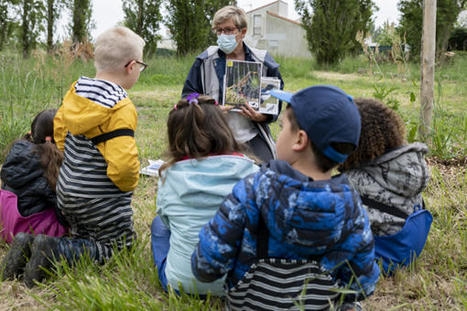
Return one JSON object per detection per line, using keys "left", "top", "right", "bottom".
{"left": 226, "top": 258, "right": 340, "bottom": 311}
{"left": 75, "top": 76, "right": 127, "bottom": 108}
{"left": 57, "top": 77, "right": 130, "bottom": 199}
{"left": 56, "top": 77, "right": 135, "bottom": 261}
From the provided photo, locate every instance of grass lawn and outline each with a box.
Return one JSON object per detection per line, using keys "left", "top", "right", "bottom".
{"left": 0, "top": 52, "right": 466, "bottom": 310}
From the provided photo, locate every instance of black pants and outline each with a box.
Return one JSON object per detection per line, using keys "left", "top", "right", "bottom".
{"left": 246, "top": 134, "right": 274, "bottom": 163}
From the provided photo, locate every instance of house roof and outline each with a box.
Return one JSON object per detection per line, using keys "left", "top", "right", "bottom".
{"left": 266, "top": 11, "right": 301, "bottom": 26}
{"left": 246, "top": 0, "right": 285, "bottom": 14}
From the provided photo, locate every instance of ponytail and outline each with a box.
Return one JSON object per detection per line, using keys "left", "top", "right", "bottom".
{"left": 33, "top": 141, "right": 63, "bottom": 191}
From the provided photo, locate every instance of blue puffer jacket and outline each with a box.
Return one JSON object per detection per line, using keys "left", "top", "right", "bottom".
{"left": 192, "top": 160, "right": 380, "bottom": 299}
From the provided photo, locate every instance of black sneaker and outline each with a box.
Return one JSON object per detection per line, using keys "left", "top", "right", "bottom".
{"left": 0, "top": 232, "right": 35, "bottom": 281}
{"left": 23, "top": 234, "right": 60, "bottom": 288}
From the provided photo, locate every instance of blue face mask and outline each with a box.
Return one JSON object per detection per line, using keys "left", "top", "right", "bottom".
{"left": 217, "top": 34, "right": 238, "bottom": 54}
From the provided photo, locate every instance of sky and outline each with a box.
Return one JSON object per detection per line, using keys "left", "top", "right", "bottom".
{"left": 88, "top": 0, "right": 401, "bottom": 39}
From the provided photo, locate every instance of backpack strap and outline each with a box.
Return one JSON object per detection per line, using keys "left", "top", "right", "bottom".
{"left": 257, "top": 213, "right": 269, "bottom": 259}
{"left": 256, "top": 213, "right": 321, "bottom": 261}
{"left": 90, "top": 129, "right": 134, "bottom": 145}
{"left": 360, "top": 196, "right": 409, "bottom": 219}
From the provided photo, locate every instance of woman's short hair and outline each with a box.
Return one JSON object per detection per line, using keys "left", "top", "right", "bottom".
{"left": 94, "top": 26, "right": 145, "bottom": 73}
{"left": 341, "top": 98, "right": 406, "bottom": 170}
{"left": 212, "top": 6, "right": 247, "bottom": 30}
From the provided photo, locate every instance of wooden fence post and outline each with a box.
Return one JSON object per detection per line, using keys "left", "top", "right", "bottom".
{"left": 419, "top": 0, "right": 437, "bottom": 141}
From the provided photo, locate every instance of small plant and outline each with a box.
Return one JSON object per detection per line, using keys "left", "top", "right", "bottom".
{"left": 372, "top": 84, "right": 401, "bottom": 112}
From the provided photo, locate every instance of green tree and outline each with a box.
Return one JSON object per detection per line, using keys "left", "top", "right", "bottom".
{"left": 398, "top": 0, "right": 466, "bottom": 60}
{"left": 19, "top": 0, "right": 44, "bottom": 58}
{"left": 0, "top": 0, "right": 17, "bottom": 51}
{"left": 295, "top": 0, "right": 376, "bottom": 65}
{"left": 374, "top": 21, "right": 397, "bottom": 46}
{"left": 122, "top": 0, "right": 163, "bottom": 56}
{"left": 165, "top": 0, "right": 235, "bottom": 56}
{"left": 45, "top": 0, "right": 64, "bottom": 53}
{"left": 69, "top": 0, "right": 93, "bottom": 43}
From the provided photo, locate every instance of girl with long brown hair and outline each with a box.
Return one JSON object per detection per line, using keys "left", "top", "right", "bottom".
{"left": 151, "top": 93, "right": 258, "bottom": 296}
{"left": 0, "top": 109, "right": 68, "bottom": 279}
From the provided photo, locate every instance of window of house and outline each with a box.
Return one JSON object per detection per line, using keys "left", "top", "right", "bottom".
{"left": 269, "top": 40, "right": 279, "bottom": 48}
{"left": 253, "top": 14, "right": 262, "bottom": 35}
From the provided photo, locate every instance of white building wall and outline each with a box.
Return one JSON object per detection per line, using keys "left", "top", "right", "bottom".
{"left": 245, "top": 2, "right": 311, "bottom": 58}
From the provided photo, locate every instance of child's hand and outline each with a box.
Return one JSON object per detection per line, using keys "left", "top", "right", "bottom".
{"left": 240, "top": 102, "right": 267, "bottom": 122}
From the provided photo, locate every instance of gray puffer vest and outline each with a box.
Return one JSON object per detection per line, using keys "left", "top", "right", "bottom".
{"left": 346, "top": 143, "right": 430, "bottom": 236}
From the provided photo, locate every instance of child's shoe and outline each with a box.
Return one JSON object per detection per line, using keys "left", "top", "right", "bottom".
{"left": 23, "top": 234, "right": 60, "bottom": 288}
{"left": 0, "top": 232, "right": 35, "bottom": 280}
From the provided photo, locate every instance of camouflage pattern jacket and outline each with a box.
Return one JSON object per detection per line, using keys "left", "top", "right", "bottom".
{"left": 346, "top": 143, "right": 430, "bottom": 236}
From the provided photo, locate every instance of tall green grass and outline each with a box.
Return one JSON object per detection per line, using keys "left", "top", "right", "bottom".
{"left": 0, "top": 53, "right": 94, "bottom": 159}
{"left": 1, "top": 51, "right": 465, "bottom": 162}
{"left": 0, "top": 51, "right": 466, "bottom": 310}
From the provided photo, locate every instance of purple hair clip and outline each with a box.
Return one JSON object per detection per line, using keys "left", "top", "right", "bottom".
{"left": 186, "top": 92, "right": 200, "bottom": 105}
{"left": 174, "top": 93, "right": 200, "bottom": 110}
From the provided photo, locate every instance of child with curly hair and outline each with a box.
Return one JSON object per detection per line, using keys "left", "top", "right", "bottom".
{"left": 341, "top": 98, "right": 432, "bottom": 273}
{"left": 151, "top": 93, "right": 259, "bottom": 296}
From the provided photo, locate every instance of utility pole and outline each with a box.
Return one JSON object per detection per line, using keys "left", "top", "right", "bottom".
{"left": 419, "top": 0, "right": 436, "bottom": 141}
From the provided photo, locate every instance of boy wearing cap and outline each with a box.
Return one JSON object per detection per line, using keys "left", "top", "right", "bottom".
{"left": 192, "top": 85, "right": 380, "bottom": 307}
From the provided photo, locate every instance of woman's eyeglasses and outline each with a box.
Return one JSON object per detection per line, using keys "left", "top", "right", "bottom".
{"left": 214, "top": 27, "right": 238, "bottom": 35}
{"left": 124, "top": 60, "right": 148, "bottom": 72}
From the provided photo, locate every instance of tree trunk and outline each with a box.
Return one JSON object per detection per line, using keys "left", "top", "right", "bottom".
{"left": 419, "top": 0, "right": 437, "bottom": 141}
{"left": 22, "top": 0, "right": 31, "bottom": 58}
{"left": 47, "top": 0, "right": 54, "bottom": 53}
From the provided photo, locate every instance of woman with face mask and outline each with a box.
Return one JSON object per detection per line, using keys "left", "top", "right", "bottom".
{"left": 182, "top": 5, "right": 284, "bottom": 163}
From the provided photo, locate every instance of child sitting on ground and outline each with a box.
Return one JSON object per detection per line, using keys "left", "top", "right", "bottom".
{"left": 1, "top": 109, "right": 68, "bottom": 280}
{"left": 340, "top": 98, "right": 432, "bottom": 273}
{"left": 192, "top": 85, "right": 380, "bottom": 310}
{"left": 151, "top": 93, "right": 258, "bottom": 296}
{"left": 0, "top": 26, "right": 145, "bottom": 287}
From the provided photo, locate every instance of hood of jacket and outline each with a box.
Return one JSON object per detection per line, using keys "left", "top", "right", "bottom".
{"left": 159, "top": 155, "right": 259, "bottom": 208}
{"left": 1, "top": 140, "right": 56, "bottom": 216}
{"left": 354, "top": 143, "right": 429, "bottom": 198}
{"left": 1, "top": 141, "right": 43, "bottom": 189}
{"left": 260, "top": 160, "right": 363, "bottom": 253}
{"left": 62, "top": 78, "right": 132, "bottom": 136}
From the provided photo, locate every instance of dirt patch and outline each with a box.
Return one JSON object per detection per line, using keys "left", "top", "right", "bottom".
{"left": 130, "top": 89, "right": 179, "bottom": 102}
{"left": 427, "top": 156, "right": 467, "bottom": 176}
{"left": 314, "top": 71, "right": 362, "bottom": 81}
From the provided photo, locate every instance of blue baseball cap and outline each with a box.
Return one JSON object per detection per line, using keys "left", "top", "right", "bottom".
{"left": 270, "top": 85, "right": 361, "bottom": 163}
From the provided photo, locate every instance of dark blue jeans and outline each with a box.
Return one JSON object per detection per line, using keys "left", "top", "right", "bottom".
{"left": 55, "top": 238, "right": 98, "bottom": 263}
{"left": 150, "top": 216, "right": 170, "bottom": 291}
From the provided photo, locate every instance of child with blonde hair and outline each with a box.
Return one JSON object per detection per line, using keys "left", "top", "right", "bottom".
{"left": 151, "top": 93, "right": 258, "bottom": 296}
{"left": 1, "top": 26, "right": 146, "bottom": 287}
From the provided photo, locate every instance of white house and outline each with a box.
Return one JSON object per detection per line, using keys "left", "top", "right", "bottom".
{"left": 244, "top": 0, "right": 311, "bottom": 58}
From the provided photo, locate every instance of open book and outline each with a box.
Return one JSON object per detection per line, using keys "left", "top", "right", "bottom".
{"left": 222, "top": 59, "right": 280, "bottom": 115}
{"left": 140, "top": 159, "right": 165, "bottom": 177}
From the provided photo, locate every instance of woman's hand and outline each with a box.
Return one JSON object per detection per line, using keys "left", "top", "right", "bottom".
{"left": 240, "top": 102, "right": 267, "bottom": 122}
{"left": 219, "top": 105, "right": 233, "bottom": 113}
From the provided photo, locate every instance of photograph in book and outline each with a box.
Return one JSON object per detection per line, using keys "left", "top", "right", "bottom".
{"left": 259, "top": 77, "right": 281, "bottom": 115}
{"left": 223, "top": 60, "right": 262, "bottom": 112}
